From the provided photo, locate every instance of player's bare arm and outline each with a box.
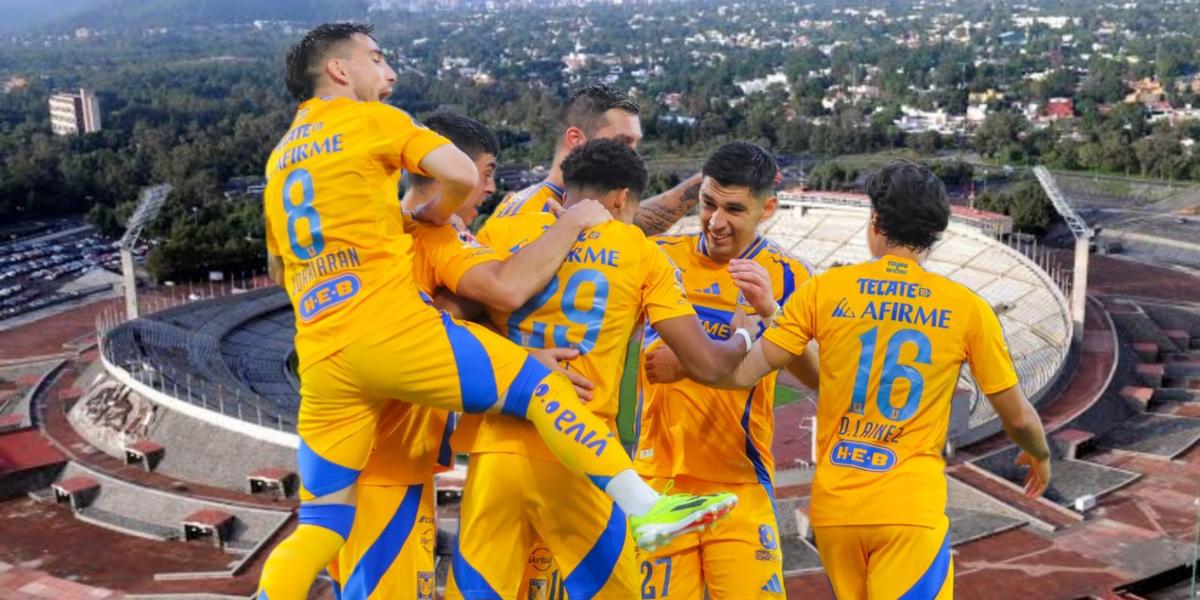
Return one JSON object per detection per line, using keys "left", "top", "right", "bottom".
{"left": 709, "top": 336, "right": 798, "bottom": 389}
{"left": 412, "top": 144, "right": 479, "bottom": 225}
{"left": 649, "top": 309, "right": 754, "bottom": 385}
{"left": 632, "top": 172, "right": 702, "bottom": 236}
{"left": 783, "top": 344, "right": 819, "bottom": 390}
{"left": 454, "top": 199, "right": 611, "bottom": 312}
{"left": 985, "top": 385, "right": 1052, "bottom": 498}
{"left": 267, "top": 253, "right": 284, "bottom": 287}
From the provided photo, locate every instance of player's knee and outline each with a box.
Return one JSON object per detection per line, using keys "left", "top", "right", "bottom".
{"left": 496, "top": 356, "right": 554, "bottom": 418}
{"left": 296, "top": 440, "right": 362, "bottom": 497}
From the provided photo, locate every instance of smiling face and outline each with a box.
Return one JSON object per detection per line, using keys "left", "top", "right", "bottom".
{"left": 698, "top": 176, "right": 777, "bottom": 263}
{"left": 335, "top": 33, "right": 397, "bottom": 101}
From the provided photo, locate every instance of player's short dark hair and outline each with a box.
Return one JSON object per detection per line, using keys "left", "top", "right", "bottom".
{"left": 865, "top": 159, "right": 950, "bottom": 252}
{"left": 285, "top": 22, "right": 375, "bottom": 101}
{"left": 560, "top": 84, "right": 641, "bottom": 137}
{"left": 702, "top": 141, "right": 778, "bottom": 200}
{"left": 562, "top": 139, "right": 648, "bottom": 198}
{"left": 410, "top": 112, "right": 499, "bottom": 188}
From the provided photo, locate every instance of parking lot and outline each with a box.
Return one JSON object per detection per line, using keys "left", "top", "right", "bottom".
{"left": 0, "top": 220, "right": 125, "bottom": 322}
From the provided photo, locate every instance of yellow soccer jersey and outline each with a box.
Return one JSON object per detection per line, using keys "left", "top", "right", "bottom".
{"left": 454, "top": 212, "right": 695, "bottom": 461}
{"left": 763, "top": 256, "right": 1018, "bottom": 528}
{"left": 489, "top": 181, "right": 564, "bottom": 219}
{"left": 357, "top": 219, "right": 500, "bottom": 486}
{"left": 263, "top": 97, "right": 450, "bottom": 371}
{"left": 634, "top": 233, "right": 813, "bottom": 489}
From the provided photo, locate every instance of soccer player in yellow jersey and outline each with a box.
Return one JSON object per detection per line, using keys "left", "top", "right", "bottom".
{"left": 326, "top": 111, "right": 608, "bottom": 599}
{"left": 489, "top": 83, "right": 704, "bottom": 237}
{"left": 257, "top": 24, "right": 741, "bottom": 600}
{"left": 447, "top": 139, "right": 756, "bottom": 599}
{"left": 713, "top": 160, "right": 1053, "bottom": 600}
{"left": 632, "top": 142, "right": 815, "bottom": 598}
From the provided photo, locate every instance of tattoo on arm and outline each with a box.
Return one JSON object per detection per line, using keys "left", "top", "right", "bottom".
{"left": 633, "top": 181, "right": 701, "bottom": 236}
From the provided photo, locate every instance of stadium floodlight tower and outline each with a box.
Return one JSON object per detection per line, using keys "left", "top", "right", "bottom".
{"left": 1033, "top": 166, "right": 1092, "bottom": 341}
{"left": 119, "top": 184, "right": 171, "bottom": 320}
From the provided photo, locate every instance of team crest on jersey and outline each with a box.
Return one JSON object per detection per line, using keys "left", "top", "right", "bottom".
{"left": 527, "top": 578, "right": 549, "bottom": 600}
{"left": 417, "top": 572, "right": 434, "bottom": 599}
{"left": 759, "top": 524, "right": 778, "bottom": 550}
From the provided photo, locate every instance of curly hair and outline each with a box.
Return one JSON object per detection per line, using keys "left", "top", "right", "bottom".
{"left": 559, "top": 83, "right": 641, "bottom": 137}
{"left": 284, "top": 22, "right": 375, "bottom": 101}
{"left": 864, "top": 159, "right": 950, "bottom": 252}
{"left": 561, "top": 138, "right": 648, "bottom": 198}
{"left": 702, "top": 141, "right": 778, "bottom": 200}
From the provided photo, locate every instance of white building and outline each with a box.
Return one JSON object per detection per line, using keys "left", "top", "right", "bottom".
{"left": 48, "top": 88, "right": 102, "bottom": 136}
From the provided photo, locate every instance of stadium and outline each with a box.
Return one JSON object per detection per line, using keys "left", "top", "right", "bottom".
{"left": 1, "top": 184, "right": 1199, "bottom": 598}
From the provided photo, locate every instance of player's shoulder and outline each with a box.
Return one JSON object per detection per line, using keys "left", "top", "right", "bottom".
{"left": 757, "top": 237, "right": 815, "bottom": 276}
{"left": 480, "top": 210, "right": 551, "bottom": 242}
{"left": 495, "top": 182, "right": 563, "bottom": 218}
{"left": 648, "top": 232, "right": 698, "bottom": 259}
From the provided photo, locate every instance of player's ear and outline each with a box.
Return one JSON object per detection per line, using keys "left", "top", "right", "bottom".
{"left": 610, "top": 188, "right": 628, "bottom": 213}
{"left": 325, "top": 57, "right": 351, "bottom": 86}
{"left": 760, "top": 195, "right": 778, "bottom": 221}
{"left": 563, "top": 126, "right": 587, "bottom": 152}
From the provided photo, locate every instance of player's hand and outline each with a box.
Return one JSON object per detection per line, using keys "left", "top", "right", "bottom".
{"left": 545, "top": 197, "right": 566, "bottom": 217}
{"left": 448, "top": 213, "right": 468, "bottom": 232}
{"left": 561, "top": 198, "right": 612, "bottom": 230}
{"left": 1015, "top": 451, "right": 1051, "bottom": 498}
{"left": 528, "top": 347, "right": 595, "bottom": 402}
{"left": 644, "top": 346, "right": 685, "bottom": 384}
{"left": 729, "top": 259, "right": 778, "bottom": 318}
{"left": 413, "top": 197, "right": 451, "bottom": 226}
{"left": 730, "top": 306, "right": 763, "bottom": 340}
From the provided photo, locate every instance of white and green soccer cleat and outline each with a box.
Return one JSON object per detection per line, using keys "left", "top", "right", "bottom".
{"left": 629, "top": 491, "right": 738, "bottom": 551}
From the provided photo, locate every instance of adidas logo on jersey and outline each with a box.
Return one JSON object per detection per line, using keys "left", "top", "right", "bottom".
{"left": 832, "top": 297, "right": 856, "bottom": 318}
{"left": 694, "top": 282, "right": 721, "bottom": 295}
{"left": 761, "top": 574, "right": 784, "bottom": 594}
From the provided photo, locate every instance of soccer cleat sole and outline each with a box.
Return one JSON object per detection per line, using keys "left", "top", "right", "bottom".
{"left": 635, "top": 496, "right": 738, "bottom": 551}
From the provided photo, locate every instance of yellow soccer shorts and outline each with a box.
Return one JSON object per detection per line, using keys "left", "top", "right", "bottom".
{"left": 812, "top": 515, "right": 953, "bottom": 600}
{"left": 639, "top": 475, "right": 786, "bottom": 599}
{"left": 259, "top": 309, "right": 636, "bottom": 600}
{"left": 446, "top": 452, "right": 640, "bottom": 599}
{"left": 327, "top": 483, "right": 437, "bottom": 600}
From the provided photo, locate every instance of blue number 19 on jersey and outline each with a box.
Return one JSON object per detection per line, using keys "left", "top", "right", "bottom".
{"left": 849, "top": 326, "right": 932, "bottom": 422}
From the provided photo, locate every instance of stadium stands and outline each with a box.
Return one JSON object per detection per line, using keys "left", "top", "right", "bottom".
{"left": 55, "top": 461, "right": 291, "bottom": 550}
{"left": 100, "top": 288, "right": 298, "bottom": 434}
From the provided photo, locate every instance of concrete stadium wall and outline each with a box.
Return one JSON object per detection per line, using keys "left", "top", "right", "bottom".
{"left": 144, "top": 400, "right": 295, "bottom": 493}
{"left": 99, "top": 338, "right": 299, "bottom": 450}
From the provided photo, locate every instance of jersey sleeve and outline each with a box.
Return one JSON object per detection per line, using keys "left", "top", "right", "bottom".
{"left": 263, "top": 203, "right": 280, "bottom": 257}
{"left": 965, "top": 294, "right": 1020, "bottom": 395}
{"left": 768, "top": 249, "right": 816, "bottom": 306}
{"left": 367, "top": 105, "right": 452, "bottom": 176}
{"left": 762, "top": 275, "right": 819, "bottom": 355}
{"left": 418, "top": 225, "right": 500, "bottom": 294}
{"left": 641, "top": 239, "right": 696, "bottom": 324}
